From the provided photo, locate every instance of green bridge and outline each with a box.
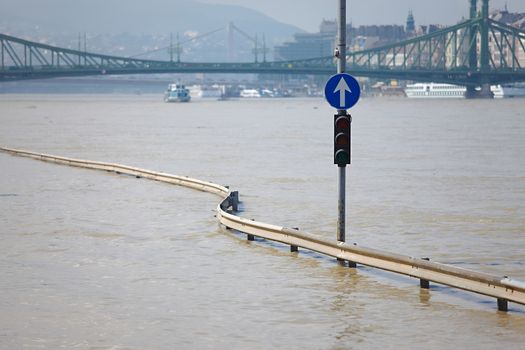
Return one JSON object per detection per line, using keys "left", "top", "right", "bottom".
{"left": 2, "top": 0, "right": 525, "bottom": 93}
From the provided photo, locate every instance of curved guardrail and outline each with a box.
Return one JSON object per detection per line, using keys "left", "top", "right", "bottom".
{"left": 2, "top": 146, "right": 524, "bottom": 313}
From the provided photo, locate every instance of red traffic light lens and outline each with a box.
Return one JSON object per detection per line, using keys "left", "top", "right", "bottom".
{"left": 335, "top": 116, "right": 350, "bottom": 129}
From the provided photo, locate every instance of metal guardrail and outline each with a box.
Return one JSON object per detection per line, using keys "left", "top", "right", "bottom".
{"left": 2, "top": 146, "right": 524, "bottom": 313}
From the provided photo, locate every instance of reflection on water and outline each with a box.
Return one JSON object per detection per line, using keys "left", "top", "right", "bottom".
{"left": 0, "top": 95, "right": 524, "bottom": 349}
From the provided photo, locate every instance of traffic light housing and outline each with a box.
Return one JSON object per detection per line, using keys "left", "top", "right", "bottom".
{"left": 334, "top": 113, "right": 351, "bottom": 166}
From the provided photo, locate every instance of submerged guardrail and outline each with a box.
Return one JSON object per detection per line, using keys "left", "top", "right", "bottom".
{"left": 2, "top": 146, "right": 524, "bottom": 313}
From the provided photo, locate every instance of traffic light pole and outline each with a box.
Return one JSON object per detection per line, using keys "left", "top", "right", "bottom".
{"left": 337, "top": 163, "right": 346, "bottom": 242}
{"left": 337, "top": 0, "right": 347, "bottom": 244}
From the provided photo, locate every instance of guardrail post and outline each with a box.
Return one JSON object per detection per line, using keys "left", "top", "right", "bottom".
{"left": 246, "top": 219, "right": 255, "bottom": 241}
{"left": 290, "top": 227, "right": 299, "bottom": 252}
{"left": 220, "top": 188, "right": 239, "bottom": 213}
{"left": 497, "top": 298, "right": 508, "bottom": 312}
{"left": 420, "top": 258, "right": 430, "bottom": 289}
{"left": 230, "top": 191, "right": 239, "bottom": 212}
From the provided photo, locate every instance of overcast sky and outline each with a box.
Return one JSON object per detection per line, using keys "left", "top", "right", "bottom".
{"left": 200, "top": 0, "right": 525, "bottom": 32}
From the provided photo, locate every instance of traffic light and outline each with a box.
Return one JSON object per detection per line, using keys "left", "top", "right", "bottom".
{"left": 334, "top": 113, "right": 351, "bottom": 166}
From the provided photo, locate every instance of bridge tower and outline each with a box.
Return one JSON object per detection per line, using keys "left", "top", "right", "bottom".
{"left": 466, "top": 0, "right": 478, "bottom": 97}
{"left": 467, "top": 0, "right": 493, "bottom": 98}
{"left": 227, "top": 22, "right": 234, "bottom": 62}
{"left": 479, "top": 0, "right": 493, "bottom": 97}
{"left": 469, "top": 0, "right": 478, "bottom": 70}
{"left": 480, "top": 0, "right": 490, "bottom": 72}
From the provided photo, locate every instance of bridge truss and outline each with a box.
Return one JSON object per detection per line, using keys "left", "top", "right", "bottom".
{"left": 344, "top": 17, "right": 525, "bottom": 86}
{"left": 2, "top": 1, "right": 525, "bottom": 86}
{"left": 0, "top": 33, "right": 334, "bottom": 81}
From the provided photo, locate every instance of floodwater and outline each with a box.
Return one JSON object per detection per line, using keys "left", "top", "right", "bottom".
{"left": 1, "top": 93, "right": 524, "bottom": 349}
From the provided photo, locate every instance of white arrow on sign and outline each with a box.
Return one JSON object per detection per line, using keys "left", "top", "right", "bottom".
{"left": 333, "top": 77, "right": 352, "bottom": 107}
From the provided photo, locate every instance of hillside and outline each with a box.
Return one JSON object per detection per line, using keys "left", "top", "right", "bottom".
{"left": 0, "top": 0, "right": 303, "bottom": 61}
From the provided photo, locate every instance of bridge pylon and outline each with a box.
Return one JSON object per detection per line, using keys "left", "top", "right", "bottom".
{"left": 466, "top": 0, "right": 494, "bottom": 98}
{"left": 477, "top": 0, "right": 494, "bottom": 98}
{"left": 466, "top": 0, "right": 478, "bottom": 97}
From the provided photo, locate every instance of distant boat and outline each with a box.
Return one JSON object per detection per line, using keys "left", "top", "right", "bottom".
{"left": 189, "top": 84, "right": 225, "bottom": 99}
{"left": 405, "top": 82, "right": 525, "bottom": 99}
{"left": 260, "top": 89, "right": 275, "bottom": 97}
{"left": 492, "top": 83, "right": 525, "bottom": 98}
{"left": 164, "top": 84, "right": 191, "bottom": 102}
{"left": 239, "top": 89, "right": 261, "bottom": 98}
{"left": 404, "top": 83, "right": 466, "bottom": 98}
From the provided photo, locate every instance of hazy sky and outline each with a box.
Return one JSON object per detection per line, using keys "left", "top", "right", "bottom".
{"left": 200, "top": 0, "right": 525, "bottom": 31}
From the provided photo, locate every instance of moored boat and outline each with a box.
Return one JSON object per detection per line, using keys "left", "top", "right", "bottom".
{"left": 164, "top": 84, "right": 191, "bottom": 102}
{"left": 404, "top": 83, "right": 466, "bottom": 98}
{"left": 188, "top": 84, "right": 225, "bottom": 99}
{"left": 405, "top": 82, "right": 525, "bottom": 99}
{"left": 239, "top": 89, "right": 261, "bottom": 98}
{"left": 492, "top": 83, "right": 525, "bottom": 98}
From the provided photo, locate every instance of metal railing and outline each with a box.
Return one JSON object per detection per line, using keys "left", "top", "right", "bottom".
{"left": 2, "top": 146, "right": 524, "bottom": 313}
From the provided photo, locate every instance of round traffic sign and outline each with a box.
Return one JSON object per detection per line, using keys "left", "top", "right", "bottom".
{"left": 324, "top": 73, "right": 361, "bottom": 110}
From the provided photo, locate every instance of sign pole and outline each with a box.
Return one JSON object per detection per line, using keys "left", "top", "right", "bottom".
{"left": 337, "top": 0, "right": 347, "bottom": 244}
{"left": 337, "top": 0, "right": 346, "bottom": 76}
{"left": 324, "top": 3, "right": 359, "bottom": 260}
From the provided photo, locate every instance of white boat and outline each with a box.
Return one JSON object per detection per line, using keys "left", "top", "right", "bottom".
{"left": 240, "top": 89, "right": 261, "bottom": 98}
{"left": 164, "top": 84, "right": 191, "bottom": 102}
{"left": 492, "top": 83, "right": 525, "bottom": 98}
{"left": 189, "top": 84, "right": 224, "bottom": 99}
{"left": 404, "top": 83, "right": 466, "bottom": 98}
{"left": 405, "top": 82, "right": 525, "bottom": 99}
{"left": 261, "top": 89, "right": 275, "bottom": 97}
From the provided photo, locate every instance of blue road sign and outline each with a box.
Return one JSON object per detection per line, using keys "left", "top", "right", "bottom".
{"left": 324, "top": 73, "right": 361, "bottom": 110}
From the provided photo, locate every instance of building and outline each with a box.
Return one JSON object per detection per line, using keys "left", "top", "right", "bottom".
{"left": 491, "top": 6, "right": 525, "bottom": 30}
{"left": 489, "top": 8, "right": 525, "bottom": 67}
{"left": 274, "top": 32, "right": 335, "bottom": 60}
{"left": 406, "top": 10, "right": 415, "bottom": 34}
{"left": 436, "top": 7, "right": 525, "bottom": 71}
{"left": 275, "top": 19, "right": 408, "bottom": 60}
{"left": 274, "top": 20, "right": 336, "bottom": 61}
